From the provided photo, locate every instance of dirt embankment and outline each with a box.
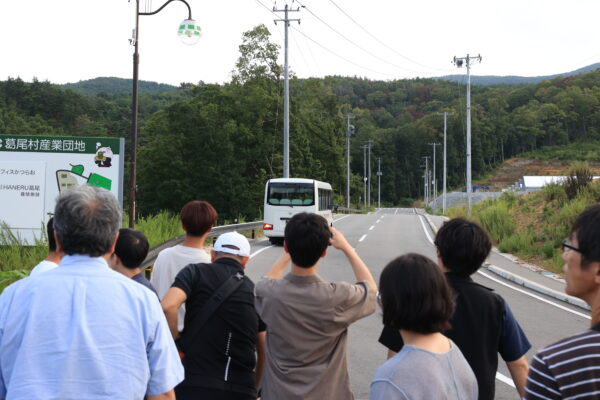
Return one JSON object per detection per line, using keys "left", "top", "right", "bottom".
{"left": 478, "top": 158, "right": 600, "bottom": 190}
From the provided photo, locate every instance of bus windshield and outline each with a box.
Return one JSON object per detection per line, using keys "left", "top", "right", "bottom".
{"left": 267, "top": 182, "right": 314, "bottom": 206}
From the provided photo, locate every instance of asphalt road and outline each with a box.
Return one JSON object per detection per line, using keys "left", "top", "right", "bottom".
{"left": 244, "top": 209, "right": 591, "bottom": 400}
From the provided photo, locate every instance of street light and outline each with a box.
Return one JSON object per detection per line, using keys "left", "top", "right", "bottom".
{"left": 129, "top": 0, "right": 200, "bottom": 228}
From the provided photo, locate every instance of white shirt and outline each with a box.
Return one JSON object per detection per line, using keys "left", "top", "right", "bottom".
{"left": 30, "top": 260, "right": 58, "bottom": 276}
{"left": 150, "top": 244, "right": 210, "bottom": 331}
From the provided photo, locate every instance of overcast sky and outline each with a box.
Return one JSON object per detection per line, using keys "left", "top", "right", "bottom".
{"left": 1, "top": 0, "right": 599, "bottom": 86}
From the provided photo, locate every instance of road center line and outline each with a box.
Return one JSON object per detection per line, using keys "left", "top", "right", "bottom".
{"left": 394, "top": 208, "right": 399, "bottom": 215}
{"left": 369, "top": 226, "right": 374, "bottom": 231}
{"left": 358, "top": 234, "right": 367, "bottom": 242}
{"left": 376, "top": 219, "right": 381, "bottom": 223}
{"left": 496, "top": 372, "right": 515, "bottom": 388}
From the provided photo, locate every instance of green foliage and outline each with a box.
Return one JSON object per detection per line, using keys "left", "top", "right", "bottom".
{"left": 498, "top": 233, "right": 534, "bottom": 255}
{"left": 564, "top": 162, "right": 594, "bottom": 200}
{"left": 0, "top": 270, "right": 29, "bottom": 293}
{"left": 123, "top": 211, "right": 184, "bottom": 249}
{"left": 0, "top": 222, "right": 47, "bottom": 272}
{"left": 542, "top": 183, "right": 567, "bottom": 203}
{"left": 475, "top": 203, "right": 515, "bottom": 242}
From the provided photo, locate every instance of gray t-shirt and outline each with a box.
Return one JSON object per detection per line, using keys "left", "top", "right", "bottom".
{"left": 370, "top": 340, "right": 478, "bottom": 400}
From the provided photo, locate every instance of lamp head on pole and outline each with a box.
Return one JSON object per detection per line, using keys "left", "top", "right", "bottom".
{"left": 178, "top": 19, "right": 201, "bottom": 45}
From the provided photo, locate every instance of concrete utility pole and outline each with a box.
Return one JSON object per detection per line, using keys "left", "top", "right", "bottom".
{"left": 274, "top": 4, "right": 300, "bottom": 178}
{"left": 437, "top": 112, "right": 454, "bottom": 215}
{"left": 367, "top": 139, "right": 373, "bottom": 207}
{"left": 377, "top": 157, "right": 382, "bottom": 209}
{"left": 361, "top": 145, "right": 368, "bottom": 207}
{"left": 428, "top": 142, "right": 441, "bottom": 204}
{"left": 422, "top": 156, "right": 430, "bottom": 204}
{"left": 343, "top": 113, "right": 355, "bottom": 208}
{"left": 453, "top": 54, "right": 481, "bottom": 215}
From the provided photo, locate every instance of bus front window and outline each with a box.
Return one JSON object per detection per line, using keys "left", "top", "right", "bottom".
{"left": 268, "top": 183, "right": 314, "bottom": 206}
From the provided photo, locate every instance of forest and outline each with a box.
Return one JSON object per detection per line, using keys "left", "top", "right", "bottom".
{"left": 2, "top": 24, "right": 600, "bottom": 221}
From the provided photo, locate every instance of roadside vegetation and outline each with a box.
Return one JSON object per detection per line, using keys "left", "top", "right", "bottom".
{"left": 448, "top": 163, "right": 600, "bottom": 273}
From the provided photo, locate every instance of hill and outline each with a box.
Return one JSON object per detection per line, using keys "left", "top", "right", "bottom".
{"left": 435, "top": 63, "right": 600, "bottom": 86}
{"left": 62, "top": 77, "right": 179, "bottom": 96}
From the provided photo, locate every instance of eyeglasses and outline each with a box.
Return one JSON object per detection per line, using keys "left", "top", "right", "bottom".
{"left": 562, "top": 239, "right": 582, "bottom": 254}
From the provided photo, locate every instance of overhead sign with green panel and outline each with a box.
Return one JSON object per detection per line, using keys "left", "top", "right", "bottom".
{"left": 0, "top": 135, "right": 125, "bottom": 245}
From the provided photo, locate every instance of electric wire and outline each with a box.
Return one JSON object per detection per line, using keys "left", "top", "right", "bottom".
{"left": 327, "top": 0, "right": 447, "bottom": 73}
{"left": 295, "top": 0, "right": 425, "bottom": 75}
{"left": 254, "top": 0, "right": 415, "bottom": 79}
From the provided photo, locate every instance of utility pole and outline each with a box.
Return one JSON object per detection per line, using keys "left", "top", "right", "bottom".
{"left": 428, "top": 142, "right": 441, "bottom": 205}
{"left": 377, "top": 157, "right": 382, "bottom": 209}
{"left": 274, "top": 4, "right": 300, "bottom": 178}
{"left": 453, "top": 54, "right": 481, "bottom": 215}
{"left": 342, "top": 112, "right": 355, "bottom": 208}
{"left": 437, "top": 112, "right": 454, "bottom": 215}
{"left": 361, "top": 145, "right": 368, "bottom": 207}
{"left": 422, "top": 156, "right": 430, "bottom": 204}
{"left": 367, "top": 139, "right": 373, "bottom": 207}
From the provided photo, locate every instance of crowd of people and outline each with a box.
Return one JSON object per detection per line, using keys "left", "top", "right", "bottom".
{"left": 0, "top": 184, "right": 599, "bottom": 399}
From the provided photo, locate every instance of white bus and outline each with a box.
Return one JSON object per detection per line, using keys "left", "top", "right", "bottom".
{"left": 262, "top": 178, "right": 334, "bottom": 245}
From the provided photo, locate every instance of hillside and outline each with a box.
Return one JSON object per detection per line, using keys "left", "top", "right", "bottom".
{"left": 62, "top": 77, "right": 179, "bottom": 96}
{"left": 476, "top": 142, "right": 600, "bottom": 190}
{"left": 436, "top": 62, "right": 600, "bottom": 85}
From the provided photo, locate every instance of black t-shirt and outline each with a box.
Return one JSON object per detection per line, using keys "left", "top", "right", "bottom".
{"left": 379, "top": 272, "right": 529, "bottom": 400}
{"left": 173, "top": 257, "right": 265, "bottom": 396}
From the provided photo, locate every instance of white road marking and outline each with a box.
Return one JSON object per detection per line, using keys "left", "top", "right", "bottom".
{"left": 418, "top": 215, "right": 434, "bottom": 244}
{"left": 415, "top": 214, "right": 582, "bottom": 388}
{"left": 369, "top": 226, "right": 375, "bottom": 231}
{"left": 250, "top": 244, "right": 275, "bottom": 259}
{"left": 334, "top": 214, "right": 351, "bottom": 223}
{"left": 376, "top": 219, "right": 381, "bottom": 223}
{"left": 358, "top": 234, "right": 367, "bottom": 242}
{"left": 478, "top": 270, "right": 591, "bottom": 320}
{"left": 496, "top": 372, "right": 515, "bottom": 388}
{"left": 394, "top": 208, "right": 399, "bottom": 215}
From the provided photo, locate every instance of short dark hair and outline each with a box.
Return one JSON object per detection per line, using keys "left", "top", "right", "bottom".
{"left": 114, "top": 228, "right": 149, "bottom": 269}
{"left": 379, "top": 253, "right": 454, "bottom": 334}
{"left": 571, "top": 203, "right": 600, "bottom": 268}
{"left": 180, "top": 200, "right": 218, "bottom": 237}
{"left": 47, "top": 217, "right": 56, "bottom": 252}
{"left": 434, "top": 217, "right": 492, "bottom": 276}
{"left": 284, "top": 212, "right": 330, "bottom": 268}
{"left": 53, "top": 186, "right": 121, "bottom": 257}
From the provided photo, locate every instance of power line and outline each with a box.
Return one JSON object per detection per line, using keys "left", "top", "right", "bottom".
{"left": 295, "top": 0, "right": 424, "bottom": 75}
{"left": 291, "top": 26, "right": 399, "bottom": 79}
{"left": 327, "top": 0, "right": 447, "bottom": 72}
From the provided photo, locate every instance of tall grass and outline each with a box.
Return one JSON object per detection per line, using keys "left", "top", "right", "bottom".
{"left": 125, "top": 211, "right": 184, "bottom": 248}
{"left": 476, "top": 202, "right": 515, "bottom": 243}
{"left": 0, "top": 222, "right": 47, "bottom": 272}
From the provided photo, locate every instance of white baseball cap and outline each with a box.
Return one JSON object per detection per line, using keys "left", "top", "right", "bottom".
{"left": 214, "top": 232, "right": 251, "bottom": 257}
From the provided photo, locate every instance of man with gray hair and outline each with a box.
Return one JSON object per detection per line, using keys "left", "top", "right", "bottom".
{"left": 0, "top": 186, "right": 183, "bottom": 400}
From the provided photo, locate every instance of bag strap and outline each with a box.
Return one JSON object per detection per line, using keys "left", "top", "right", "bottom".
{"left": 179, "top": 272, "right": 245, "bottom": 350}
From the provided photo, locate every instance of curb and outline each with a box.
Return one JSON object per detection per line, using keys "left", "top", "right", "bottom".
{"left": 419, "top": 212, "right": 590, "bottom": 312}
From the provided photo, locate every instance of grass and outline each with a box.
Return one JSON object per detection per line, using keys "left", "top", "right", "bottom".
{"left": 446, "top": 179, "right": 600, "bottom": 274}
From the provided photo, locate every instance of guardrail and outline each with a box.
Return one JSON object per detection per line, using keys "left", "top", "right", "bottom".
{"left": 143, "top": 221, "right": 264, "bottom": 269}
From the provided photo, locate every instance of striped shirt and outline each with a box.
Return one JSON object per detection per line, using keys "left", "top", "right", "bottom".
{"left": 525, "top": 323, "right": 600, "bottom": 400}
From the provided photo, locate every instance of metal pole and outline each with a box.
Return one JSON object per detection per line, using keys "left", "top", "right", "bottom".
{"left": 364, "top": 145, "right": 367, "bottom": 208}
{"left": 129, "top": 0, "right": 194, "bottom": 229}
{"left": 443, "top": 112, "right": 448, "bottom": 214}
{"left": 377, "top": 157, "right": 382, "bottom": 209}
{"left": 367, "top": 139, "right": 372, "bottom": 207}
{"left": 466, "top": 56, "right": 472, "bottom": 214}
{"left": 283, "top": 4, "right": 290, "bottom": 178}
{"left": 346, "top": 122, "right": 350, "bottom": 208}
{"left": 453, "top": 54, "right": 481, "bottom": 215}
{"left": 129, "top": 0, "right": 140, "bottom": 229}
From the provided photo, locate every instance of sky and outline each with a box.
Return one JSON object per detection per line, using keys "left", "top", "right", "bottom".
{"left": 1, "top": 0, "right": 599, "bottom": 87}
